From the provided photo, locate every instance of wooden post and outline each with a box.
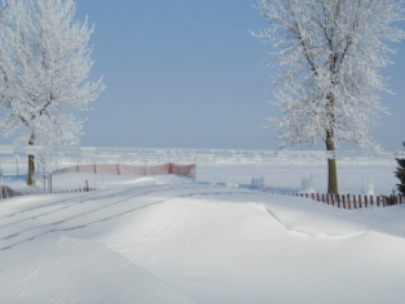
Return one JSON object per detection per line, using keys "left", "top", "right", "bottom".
{"left": 311, "top": 193, "right": 315, "bottom": 200}
{"left": 353, "top": 195, "right": 357, "bottom": 209}
{"left": 370, "top": 195, "right": 374, "bottom": 207}
{"left": 347, "top": 194, "right": 351, "bottom": 210}
{"left": 321, "top": 193, "right": 325, "bottom": 204}
{"left": 365, "top": 195, "right": 368, "bottom": 208}
{"left": 358, "top": 195, "right": 362, "bottom": 208}
{"left": 377, "top": 196, "right": 380, "bottom": 207}
{"left": 316, "top": 193, "right": 320, "bottom": 202}
{"left": 342, "top": 195, "right": 346, "bottom": 209}
{"left": 326, "top": 194, "right": 330, "bottom": 205}
{"left": 331, "top": 194, "right": 335, "bottom": 206}
{"left": 85, "top": 180, "right": 89, "bottom": 192}
{"left": 337, "top": 194, "right": 340, "bottom": 208}
{"left": 383, "top": 196, "right": 386, "bottom": 207}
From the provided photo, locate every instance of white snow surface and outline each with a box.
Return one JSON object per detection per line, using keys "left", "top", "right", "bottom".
{"left": 1, "top": 174, "right": 405, "bottom": 303}
{"left": 0, "top": 161, "right": 399, "bottom": 195}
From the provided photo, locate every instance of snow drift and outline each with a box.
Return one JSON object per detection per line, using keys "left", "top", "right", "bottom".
{"left": 1, "top": 178, "right": 405, "bottom": 303}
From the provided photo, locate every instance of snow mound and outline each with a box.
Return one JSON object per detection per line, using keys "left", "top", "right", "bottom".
{"left": 0, "top": 233, "right": 197, "bottom": 304}
{"left": 1, "top": 184, "right": 405, "bottom": 303}
{"left": 265, "top": 195, "right": 370, "bottom": 238}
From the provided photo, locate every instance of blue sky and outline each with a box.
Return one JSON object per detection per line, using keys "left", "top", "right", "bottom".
{"left": 5, "top": 0, "right": 405, "bottom": 151}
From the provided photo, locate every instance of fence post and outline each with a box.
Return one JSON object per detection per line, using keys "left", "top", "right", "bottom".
{"left": 383, "top": 196, "right": 387, "bottom": 207}
{"left": 377, "top": 196, "right": 380, "bottom": 207}
{"left": 365, "top": 195, "right": 368, "bottom": 208}
{"left": 370, "top": 195, "right": 374, "bottom": 207}
{"left": 321, "top": 193, "right": 325, "bottom": 204}
{"left": 326, "top": 194, "right": 330, "bottom": 204}
{"left": 311, "top": 193, "right": 315, "bottom": 200}
{"left": 358, "top": 195, "right": 362, "bottom": 208}
{"left": 347, "top": 194, "right": 351, "bottom": 210}
{"left": 305, "top": 193, "right": 309, "bottom": 198}
{"left": 342, "top": 195, "right": 346, "bottom": 209}
{"left": 353, "top": 195, "right": 357, "bottom": 209}
{"left": 331, "top": 194, "right": 335, "bottom": 206}
{"left": 316, "top": 193, "right": 320, "bottom": 202}
{"left": 337, "top": 194, "right": 341, "bottom": 208}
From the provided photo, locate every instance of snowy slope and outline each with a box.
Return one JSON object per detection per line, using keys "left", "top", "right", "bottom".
{"left": 1, "top": 178, "right": 405, "bottom": 303}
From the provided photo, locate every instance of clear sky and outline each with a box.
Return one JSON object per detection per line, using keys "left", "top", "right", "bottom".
{"left": 4, "top": 0, "right": 405, "bottom": 151}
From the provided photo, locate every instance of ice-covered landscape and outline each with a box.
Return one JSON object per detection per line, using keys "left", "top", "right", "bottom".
{"left": 0, "top": 0, "right": 405, "bottom": 302}
{"left": 0, "top": 155, "right": 404, "bottom": 303}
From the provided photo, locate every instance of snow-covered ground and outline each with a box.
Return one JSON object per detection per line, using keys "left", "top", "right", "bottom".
{"left": 1, "top": 171, "right": 405, "bottom": 303}
{"left": 197, "top": 163, "right": 398, "bottom": 195}
{"left": 0, "top": 159, "right": 399, "bottom": 195}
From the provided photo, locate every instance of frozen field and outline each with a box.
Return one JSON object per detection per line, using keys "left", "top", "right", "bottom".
{"left": 197, "top": 163, "right": 398, "bottom": 195}
{"left": 0, "top": 156, "right": 400, "bottom": 195}
{"left": 1, "top": 174, "right": 405, "bottom": 303}
{"left": 0, "top": 152, "right": 403, "bottom": 303}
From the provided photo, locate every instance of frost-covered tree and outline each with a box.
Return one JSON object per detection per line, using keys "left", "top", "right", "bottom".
{"left": 252, "top": 0, "right": 405, "bottom": 194}
{"left": 0, "top": 0, "right": 104, "bottom": 185}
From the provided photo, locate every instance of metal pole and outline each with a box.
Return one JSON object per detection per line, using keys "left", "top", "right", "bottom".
{"left": 0, "top": 169, "right": 3, "bottom": 199}
{"left": 49, "top": 173, "right": 52, "bottom": 193}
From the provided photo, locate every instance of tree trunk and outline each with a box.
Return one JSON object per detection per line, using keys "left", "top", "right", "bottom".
{"left": 325, "top": 132, "right": 338, "bottom": 195}
{"left": 27, "top": 134, "right": 35, "bottom": 185}
{"left": 325, "top": 87, "right": 338, "bottom": 195}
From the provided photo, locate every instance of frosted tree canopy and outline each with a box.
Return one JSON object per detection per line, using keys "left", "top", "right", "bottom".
{"left": 0, "top": 0, "right": 105, "bottom": 148}
{"left": 253, "top": 0, "right": 405, "bottom": 150}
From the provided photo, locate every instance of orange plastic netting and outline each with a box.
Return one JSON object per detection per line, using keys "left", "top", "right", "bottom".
{"left": 53, "top": 163, "right": 196, "bottom": 179}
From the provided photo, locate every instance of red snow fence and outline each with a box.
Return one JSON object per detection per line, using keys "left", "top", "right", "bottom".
{"left": 53, "top": 163, "right": 196, "bottom": 180}
{"left": 273, "top": 192, "right": 405, "bottom": 209}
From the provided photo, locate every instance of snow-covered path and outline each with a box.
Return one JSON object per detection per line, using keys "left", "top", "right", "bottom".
{"left": 0, "top": 185, "right": 256, "bottom": 251}
{"left": 1, "top": 179, "right": 405, "bottom": 303}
